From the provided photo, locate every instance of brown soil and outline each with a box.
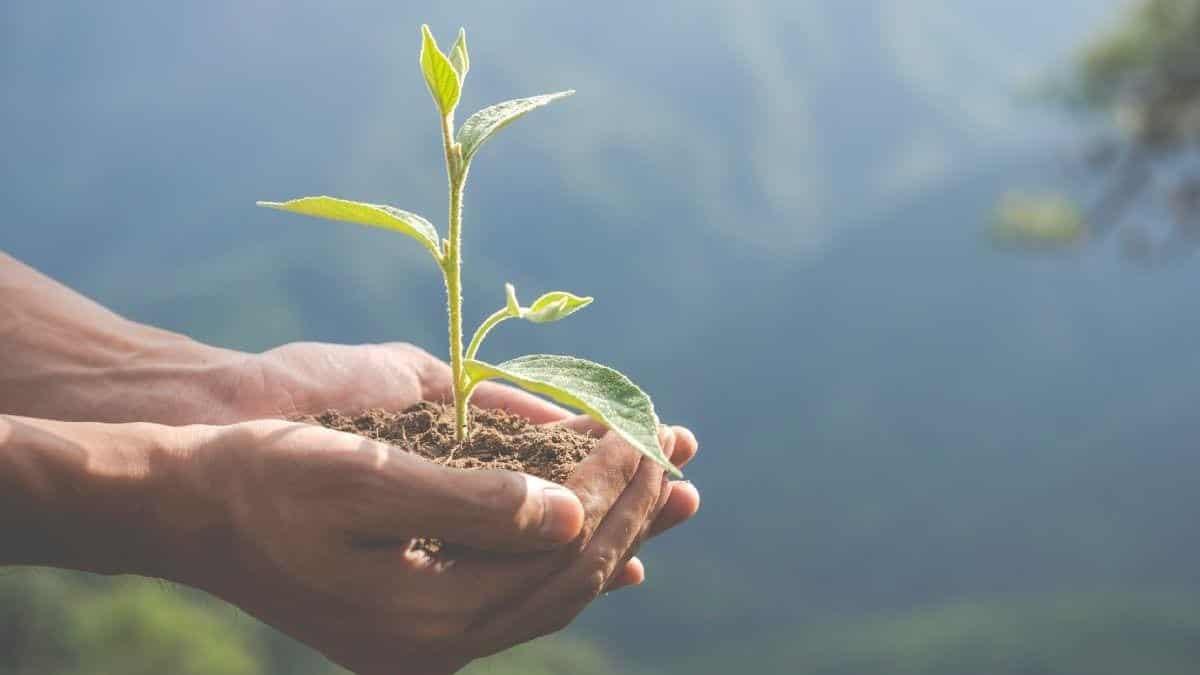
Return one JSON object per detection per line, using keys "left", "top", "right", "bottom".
{"left": 297, "top": 401, "right": 598, "bottom": 555}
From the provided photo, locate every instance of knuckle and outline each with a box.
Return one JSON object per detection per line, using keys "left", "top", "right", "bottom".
{"left": 577, "top": 552, "right": 617, "bottom": 601}
{"left": 584, "top": 568, "right": 610, "bottom": 601}
{"left": 564, "top": 535, "right": 590, "bottom": 557}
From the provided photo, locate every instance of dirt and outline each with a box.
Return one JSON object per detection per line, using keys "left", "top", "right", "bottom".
{"left": 297, "top": 401, "right": 598, "bottom": 555}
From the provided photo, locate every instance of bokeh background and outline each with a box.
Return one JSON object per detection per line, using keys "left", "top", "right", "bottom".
{"left": 4, "top": 1, "right": 1200, "bottom": 673}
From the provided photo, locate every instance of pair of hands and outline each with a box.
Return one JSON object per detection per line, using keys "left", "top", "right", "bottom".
{"left": 0, "top": 252, "right": 699, "bottom": 674}
{"left": 164, "top": 341, "right": 699, "bottom": 675}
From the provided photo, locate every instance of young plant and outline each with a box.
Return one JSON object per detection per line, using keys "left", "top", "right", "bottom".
{"left": 257, "top": 25, "right": 679, "bottom": 477}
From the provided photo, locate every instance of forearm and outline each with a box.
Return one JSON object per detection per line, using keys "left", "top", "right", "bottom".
{"left": 0, "top": 414, "right": 229, "bottom": 581}
{"left": 0, "top": 252, "right": 249, "bottom": 424}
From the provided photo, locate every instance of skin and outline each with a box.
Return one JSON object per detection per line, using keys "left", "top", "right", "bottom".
{"left": 0, "top": 251, "right": 700, "bottom": 674}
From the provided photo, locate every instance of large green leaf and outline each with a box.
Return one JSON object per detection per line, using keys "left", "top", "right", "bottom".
{"left": 419, "top": 24, "right": 461, "bottom": 116}
{"left": 256, "top": 196, "right": 442, "bottom": 262}
{"left": 466, "top": 355, "right": 679, "bottom": 477}
{"left": 457, "top": 91, "right": 575, "bottom": 163}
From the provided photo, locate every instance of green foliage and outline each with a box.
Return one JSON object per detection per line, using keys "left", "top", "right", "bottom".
{"left": 257, "top": 25, "right": 674, "bottom": 474}
{"left": 1071, "top": 0, "right": 1200, "bottom": 143}
{"left": 465, "top": 283, "right": 592, "bottom": 360}
{"left": 680, "top": 592, "right": 1200, "bottom": 675}
{"left": 462, "top": 637, "right": 629, "bottom": 675}
{"left": 256, "top": 196, "right": 442, "bottom": 263}
{"left": 419, "top": 24, "right": 461, "bottom": 116}
{"left": 988, "top": 191, "right": 1087, "bottom": 251}
{"left": 0, "top": 570, "right": 631, "bottom": 675}
{"left": 68, "top": 580, "right": 262, "bottom": 675}
{"left": 457, "top": 91, "right": 575, "bottom": 164}
{"left": 466, "top": 355, "right": 679, "bottom": 478}
{"left": 523, "top": 288, "right": 593, "bottom": 323}
{"left": 0, "top": 571, "right": 265, "bottom": 675}
{"left": 448, "top": 28, "right": 470, "bottom": 83}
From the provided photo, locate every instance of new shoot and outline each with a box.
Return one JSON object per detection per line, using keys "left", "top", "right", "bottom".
{"left": 257, "top": 25, "right": 678, "bottom": 476}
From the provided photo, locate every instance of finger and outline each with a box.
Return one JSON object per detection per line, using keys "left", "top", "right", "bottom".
{"left": 670, "top": 425, "right": 699, "bottom": 469}
{"left": 466, "top": 434, "right": 678, "bottom": 607}
{"left": 606, "top": 449, "right": 677, "bottom": 587}
{"left": 460, "top": 424, "right": 648, "bottom": 578}
{"left": 389, "top": 458, "right": 584, "bottom": 552}
{"left": 554, "top": 419, "right": 696, "bottom": 472}
{"left": 470, "top": 381, "right": 571, "bottom": 424}
{"left": 464, "top": 431, "right": 669, "bottom": 655}
{"left": 647, "top": 480, "right": 700, "bottom": 538}
{"left": 446, "top": 427, "right": 652, "bottom": 611}
{"left": 552, "top": 414, "right": 607, "bottom": 437}
{"left": 605, "top": 557, "right": 645, "bottom": 592}
{"left": 473, "top": 430, "right": 673, "bottom": 653}
{"left": 572, "top": 421, "right": 696, "bottom": 470}
{"left": 564, "top": 427, "right": 655, "bottom": 539}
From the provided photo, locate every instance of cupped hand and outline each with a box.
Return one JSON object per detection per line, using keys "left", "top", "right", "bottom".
{"left": 237, "top": 341, "right": 701, "bottom": 588}
{"left": 231, "top": 341, "right": 569, "bottom": 424}
{"left": 181, "top": 417, "right": 683, "bottom": 675}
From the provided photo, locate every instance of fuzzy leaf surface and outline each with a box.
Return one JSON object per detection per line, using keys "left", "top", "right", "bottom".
{"left": 419, "top": 24, "right": 460, "bottom": 115}
{"left": 256, "top": 196, "right": 441, "bottom": 262}
{"left": 457, "top": 91, "right": 575, "bottom": 163}
{"left": 466, "top": 355, "right": 678, "bottom": 477}
{"left": 524, "top": 291, "right": 593, "bottom": 323}
{"left": 449, "top": 28, "right": 470, "bottom": 81}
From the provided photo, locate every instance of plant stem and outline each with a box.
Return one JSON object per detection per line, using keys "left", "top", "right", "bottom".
{"left": 465, "top": 307, "right": 510, "bottom": 362}
{"left": 440, "top": 114, "right": 469, "bottom": 442}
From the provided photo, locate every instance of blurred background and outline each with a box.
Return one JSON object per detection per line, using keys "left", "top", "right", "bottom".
{"left": 3, "top": 0, "right": 1200, "bottom": 673}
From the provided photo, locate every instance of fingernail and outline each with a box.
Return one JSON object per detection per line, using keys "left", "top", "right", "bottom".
{"left": 539, "top": 486, "right": 583, "bottom": 543}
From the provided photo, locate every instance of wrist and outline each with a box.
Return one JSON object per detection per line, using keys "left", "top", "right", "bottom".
{"left": 0, "top": 290, "right": 253, "bottom": 425}
{"left": 0, "top": 416, "right": 232, "bottom": 584}
{"left": 68, "top": 330, "right": 253, "bottom": 426}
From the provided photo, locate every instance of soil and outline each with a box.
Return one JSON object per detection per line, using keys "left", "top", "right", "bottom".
{"left": 297, "top": 401, "right": 598, "bottom": 555}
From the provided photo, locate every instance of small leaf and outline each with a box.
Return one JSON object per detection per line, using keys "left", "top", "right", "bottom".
{"left": 457, "top": 91, "right": 575, "bottom": 163}
{"left": 419, "top": 24, "right": 461, "bottom": 116}
{"left": 989, "top": 191, "right": 1087, "bottom": 251}
{"left": 466, "top": 355, "right": 678, "bottom": 477}
{"left": 449, "top": 27, "right": 470, "bottom": 82}
{"left": 524, "top": 291, "right": 593, "bottom": 323}
{"left": 257, "top": 196, "right": 442, "bottom": 262}
{"left": 505, "top": 282, "right": 521, "bottom": 316}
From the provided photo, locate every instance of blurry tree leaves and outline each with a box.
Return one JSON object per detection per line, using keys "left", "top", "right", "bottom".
{"left": 989, "top": 191, "right": 1087, "bottom": 251}
{"left": 1011, "top": 0, "right": 1200, "bottom": 263}
{"left": 0, "top": 569, "right": 630, "bottom": 675}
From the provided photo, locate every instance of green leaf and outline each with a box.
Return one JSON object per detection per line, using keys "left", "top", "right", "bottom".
{"left": 457, "top": 91, "right": 575, "bottom": 163}
{"left": 524, "top": 290, "right": 593, "bottom": 323}
{"left": 504, "top": 282, "right": 521, "bottom": 315}
{"left": 988, "top": 191, "right": 1087, "bottom": 251}
{"left": 465, "top": 284, "right": 593, "bottom": 362}
{"left": 466, "top": 355, "right": 679, "bottom": 477}
{"left": 256, "top": 196, "right": 442, "bottom": 263}
{"left": 419, "top": 24, "right": 461, "bottom": 116}
{"left": 449, "top": 27, "right": 470, "bottom": 82}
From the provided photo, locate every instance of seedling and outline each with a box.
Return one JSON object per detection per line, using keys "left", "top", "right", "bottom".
{"left": 258, "top": 25, "right": 679, "bottom": 476}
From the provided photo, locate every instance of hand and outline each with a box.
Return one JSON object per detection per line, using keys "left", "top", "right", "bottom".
{"left": 230, "top": 341, "right": 572, "bottom": 424}
{"left": 179, "top": 417, "right": 684, "bottom": 675}
{"left": 238, "top": 341, "right": 701, "bottom": 590}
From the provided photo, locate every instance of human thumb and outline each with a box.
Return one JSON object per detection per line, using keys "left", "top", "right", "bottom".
{"left": 404, "top": 464, "right": 585, "bottom": 552}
